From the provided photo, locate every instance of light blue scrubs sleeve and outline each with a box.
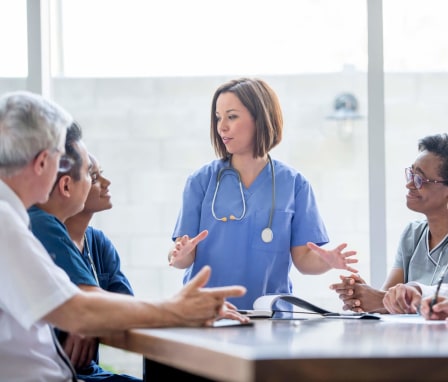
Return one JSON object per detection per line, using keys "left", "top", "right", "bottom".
{"left": 392, "top": 220, "right": 427, "bottom": 282}
{"left": 291, "top": 176, "right": 329, "bottom": 247}
{"left": 172, "top": 173, "right": 205, "bottom": 241}
{"left": 392, "top": 223, "right": 412, "bottom": 269}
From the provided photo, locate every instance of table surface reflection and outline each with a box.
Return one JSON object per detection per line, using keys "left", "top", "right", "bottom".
{"left": 105, "top": 315, "right": 448, "bottom": 381}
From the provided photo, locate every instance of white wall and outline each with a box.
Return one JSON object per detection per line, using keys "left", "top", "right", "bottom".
{"left": 48, "top": 75, "right": 371, "bottom": 307}
{"left": 2, "top": 72, "right": 446, "bottom": 377}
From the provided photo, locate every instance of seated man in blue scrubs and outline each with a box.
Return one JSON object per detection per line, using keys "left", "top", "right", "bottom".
{"left": 64, "top": 153, "right": 137, "bottom": 380}
{"left": 29, "top": 121, "right": 141, "bottom": 381}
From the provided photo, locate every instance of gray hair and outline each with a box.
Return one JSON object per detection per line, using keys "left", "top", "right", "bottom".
{"left": 0, "top": 91, "right": 72, "bottom": 177}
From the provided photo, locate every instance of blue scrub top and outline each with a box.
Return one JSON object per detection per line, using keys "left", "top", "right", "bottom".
{"left": 84, "top": 226, "right": 134, "bottom": 295}
{"left": 172, "top": 158, "right": 329, "bottom": 309}
{"left": 28, "top": 206, "right": 135, "bottom": 381}
{"left": 28, "top": 206, "right": 97, "bottom": 286}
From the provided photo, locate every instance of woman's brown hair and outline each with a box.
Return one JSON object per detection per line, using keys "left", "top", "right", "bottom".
{"left": 210, "top": 78, "right": 283, "bottom": 159}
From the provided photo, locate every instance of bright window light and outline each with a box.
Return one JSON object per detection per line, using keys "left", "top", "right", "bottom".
{"left": 57, "top": 0, "right": 367, "bottom": 77}
{"left": 0, "top": 0, "right": 27, "bottom": 77}
{"left": 2, "top": 0, "right": 448, "bottom": 78}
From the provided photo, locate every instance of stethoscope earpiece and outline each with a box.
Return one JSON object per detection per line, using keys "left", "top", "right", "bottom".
{"left": 211, "top": 155, "right": 276, "bottom": 244}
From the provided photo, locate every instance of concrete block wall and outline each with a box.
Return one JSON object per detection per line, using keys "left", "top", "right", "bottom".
{"left": 2, "top": 72, "right": 447, "bottom": 377}
{"left": 48, "top": 75, "right": 374, "bottom": 308}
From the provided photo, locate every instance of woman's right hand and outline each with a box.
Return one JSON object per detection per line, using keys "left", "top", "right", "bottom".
{"left": 420, "top": 295, "right": 448, "bottom": 320}
{"left": 169, "top": 230, "right": 208, "bottom": 268}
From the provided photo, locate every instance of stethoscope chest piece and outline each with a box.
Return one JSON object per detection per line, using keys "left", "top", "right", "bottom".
{"left": 261, "top": 227, "right": 273, "bottom": 243}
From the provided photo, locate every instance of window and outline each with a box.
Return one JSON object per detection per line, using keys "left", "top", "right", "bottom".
{"left": 56, "top": 0, "right": 367, "bottom": 77}
{"left": 0, "top": 0, "right": 27, "bottom": 77}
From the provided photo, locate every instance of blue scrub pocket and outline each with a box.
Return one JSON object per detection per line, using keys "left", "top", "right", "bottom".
{"left": 251, "top": 210, "right": 292, "bottom": 253}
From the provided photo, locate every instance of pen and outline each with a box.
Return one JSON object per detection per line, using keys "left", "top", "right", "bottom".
{"left": 430, "top": 275, "right": 444, "bottom": 314}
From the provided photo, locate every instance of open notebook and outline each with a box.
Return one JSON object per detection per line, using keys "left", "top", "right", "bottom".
{"left": 245, "top": 294, "right": 380, "bottom": 320}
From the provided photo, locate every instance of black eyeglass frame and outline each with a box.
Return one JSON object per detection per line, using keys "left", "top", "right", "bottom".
{"left": 405, "top": 167, "right": 448, "bottom": 189}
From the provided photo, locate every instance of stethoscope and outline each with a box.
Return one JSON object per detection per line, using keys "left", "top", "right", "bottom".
{"left": 429, "top": 239, "right": 448, "bottom": 285}
{"left": 84, "top": 234, "right": 99, "bottom": 285}
{"left": 211, "top": 154, "right": 275, "bottom": 243}
{"left": 416, "top": 225, "right": 448, "bottom": 284}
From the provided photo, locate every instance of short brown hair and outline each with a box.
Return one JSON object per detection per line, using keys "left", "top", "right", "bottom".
{"left": 210, "top": 78, "right": 283, "bottom": 159}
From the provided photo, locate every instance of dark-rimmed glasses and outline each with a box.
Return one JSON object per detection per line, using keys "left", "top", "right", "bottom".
{"left": 405, "top": 167, "right": 448, "bottom": 190}
{"left": 49, "top": 154, "right": 75, "bottom": 195}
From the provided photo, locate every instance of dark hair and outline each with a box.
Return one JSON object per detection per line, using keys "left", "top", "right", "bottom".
{"left": 64, "top": 121, "right": 83, "bottom": 181}
{"left": 418, "top": 133, "right": 448, "bottom": 183}
{"left": 50, "top": 121, "right": 83, "bottom": 193}
{"left": 210, "top": 78, "right": 283, "bottom": 159}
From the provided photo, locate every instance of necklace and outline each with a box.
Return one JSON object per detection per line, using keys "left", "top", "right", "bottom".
{"left": 84, "top": 233, "right": 99, "bottom": 285}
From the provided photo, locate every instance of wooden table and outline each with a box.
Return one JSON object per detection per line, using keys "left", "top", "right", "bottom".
{"left": 105, "top": 315, "right": 448, "bottom": 381}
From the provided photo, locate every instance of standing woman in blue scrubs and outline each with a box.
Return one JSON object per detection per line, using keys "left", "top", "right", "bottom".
{"left": 169, "top": 78, "right": 358, "bottom": 309}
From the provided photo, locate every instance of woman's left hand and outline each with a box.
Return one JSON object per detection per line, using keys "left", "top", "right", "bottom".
{"left": 307, "top": 242, "right": 358, "bottom": 273}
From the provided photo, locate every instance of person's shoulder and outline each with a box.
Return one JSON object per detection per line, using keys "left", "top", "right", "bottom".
{"left": 86, "top": 225, "right": 108, "bottom": 241}
{"left": 272, "top": 158, "right": 308, "bottom": 182}
{"left": 87, "top": 225, "right": 113, "bottom": 244}
{"left": 407, "top": 219, "right": 427, "bottom": 230}
{"left": 193, "top": 158, "right": 225, "bottom": 172}
{"left": 0, "top": 200, "right": 15, "bottom": 216}
{"left": 28, "top": 205, "right": 59, "bottom": 225}
{"left": 28, "top": 205, "right": 50, "bottom": 218}
{"left": 86, "top": 225, "right": 100, "bottom": 235}
{"left": 28, "top": 205, "right": 44, "bottom": 216}
{"left": 0, "top": 201, "right": 22, "bottom": 228}
{"left": 402, "top": 219, "right": 428, "bottom": 236}
{"left": 190, "top": 159, "right": 226, "bottom": 179}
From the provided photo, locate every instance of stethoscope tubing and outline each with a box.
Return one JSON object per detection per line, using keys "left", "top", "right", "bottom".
{"left": 211, "top": 155, "right": 275, "bottom": 243}
{"left": 212, "top": 166, "right": 246, "bottom": 221}
{"left": 418, "top": 227, "right": 448, "bottom": 284}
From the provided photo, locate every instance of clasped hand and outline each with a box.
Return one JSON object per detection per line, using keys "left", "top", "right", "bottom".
{"left": 329, "top": 274, "right": 388, "bottom": 313}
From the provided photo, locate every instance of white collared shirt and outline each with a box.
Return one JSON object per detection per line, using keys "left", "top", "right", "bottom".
{"left": 0, "top": 179, "right": 79, "bottom": 381}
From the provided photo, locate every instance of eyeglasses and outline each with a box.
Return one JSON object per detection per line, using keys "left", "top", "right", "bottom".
{"left": 405, "top": 167, "right": 448, "bottom": 189}
{"left": 48, "top": 154, "right": 74, "bottom": 195}
{"left": 33, "top": 148, "right": 73, "bottom": 173}
{"left": 58, "top": 154, "right": 74, "bottom": 173}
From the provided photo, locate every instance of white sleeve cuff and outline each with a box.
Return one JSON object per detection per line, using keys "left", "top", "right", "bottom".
{"left": 407, "top": 282, "right": 436, "bottom": 298}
